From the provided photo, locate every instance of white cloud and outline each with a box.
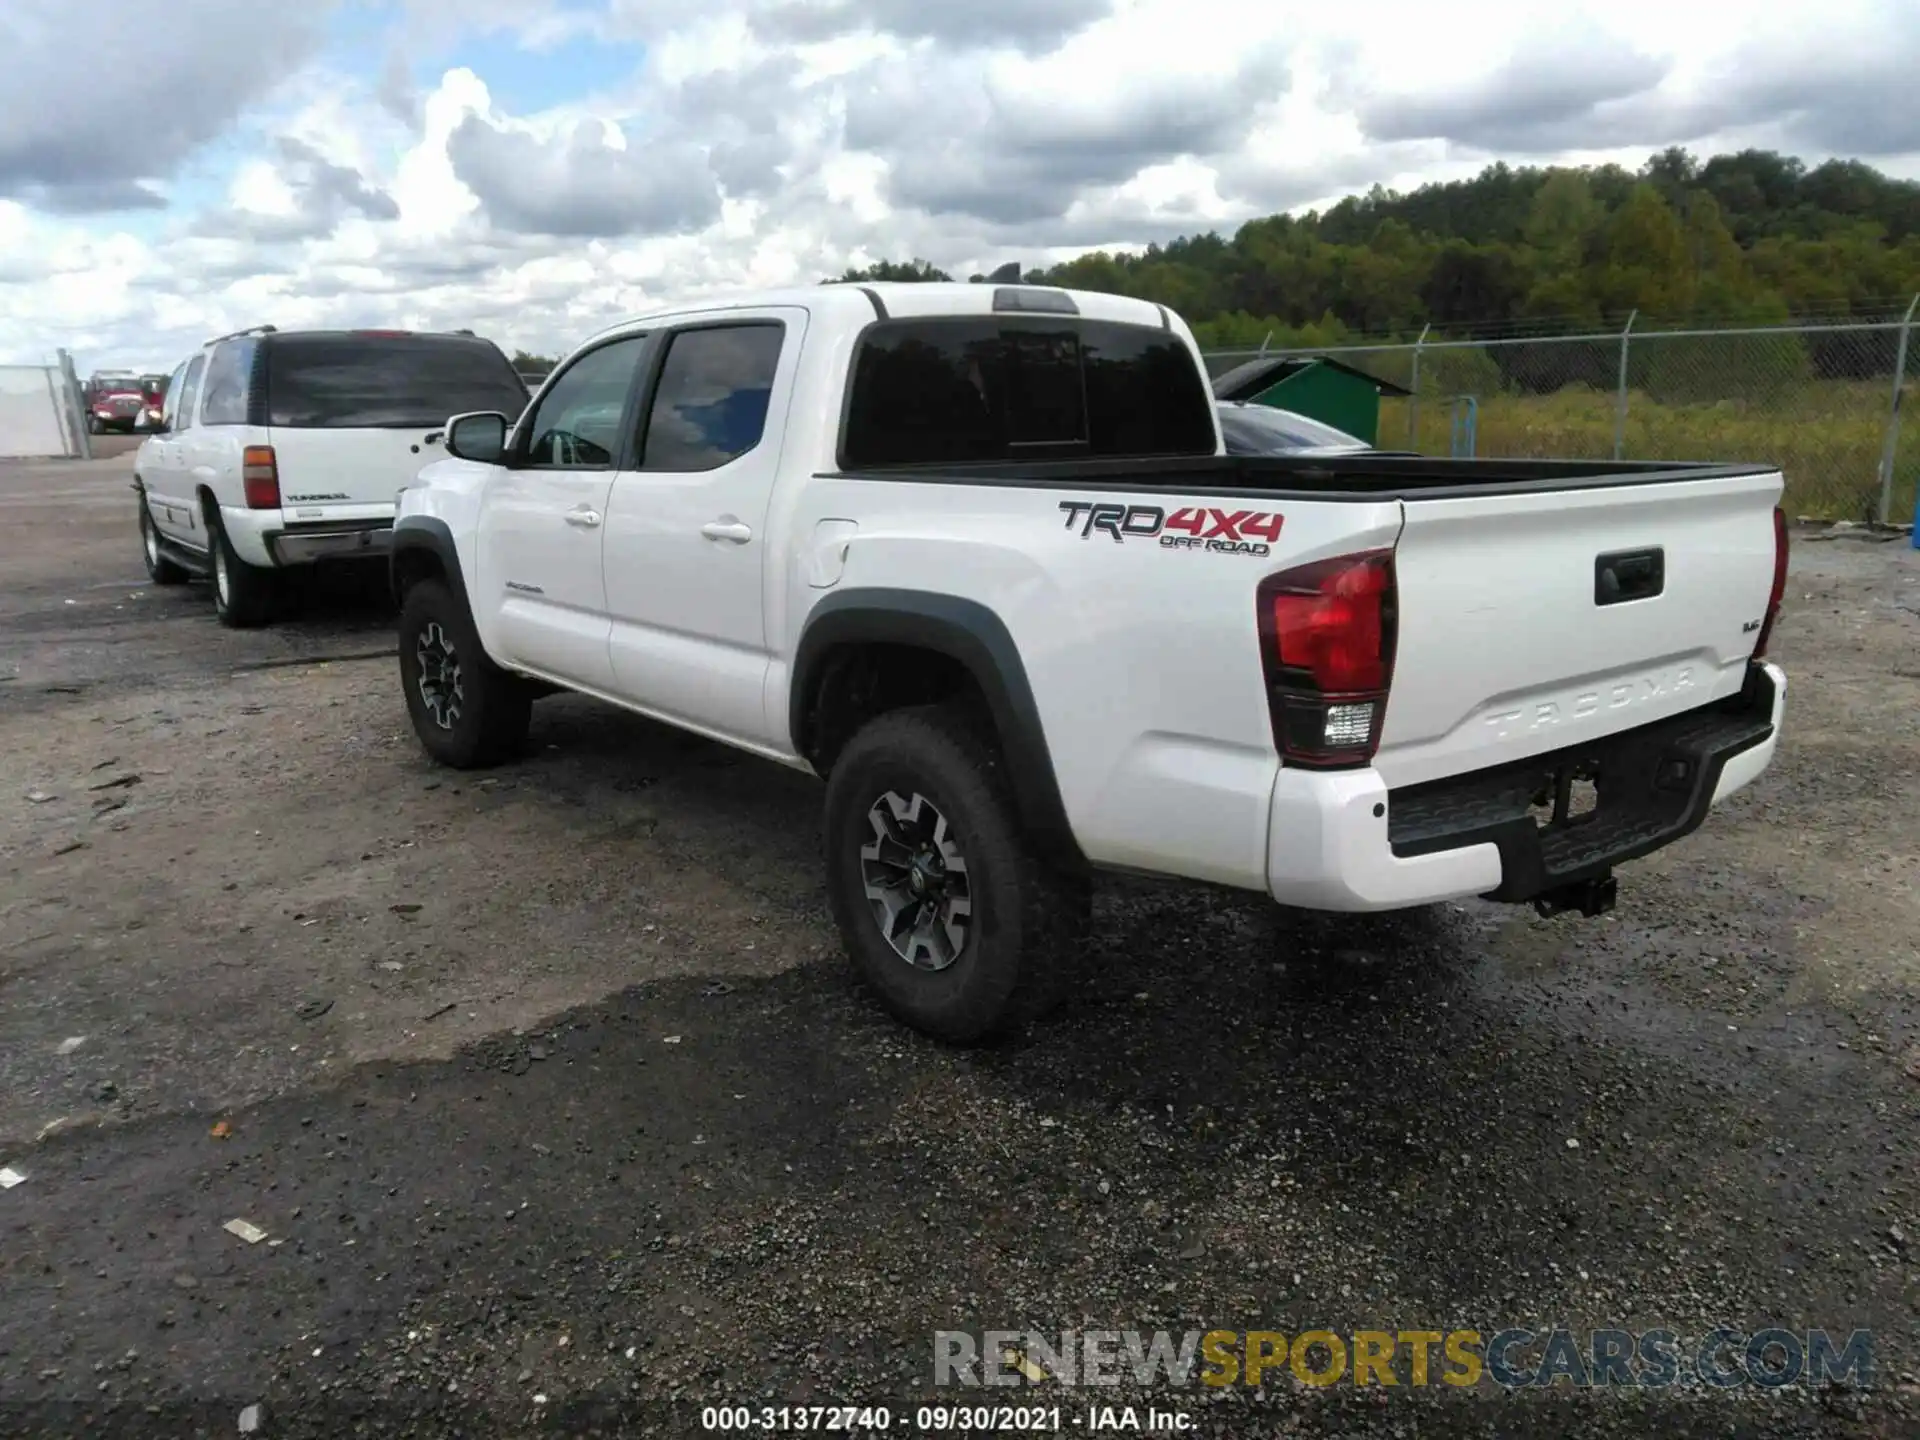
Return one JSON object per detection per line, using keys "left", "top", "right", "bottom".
{"left": 0, "top": 0, "right": 1916, "bottom": 369}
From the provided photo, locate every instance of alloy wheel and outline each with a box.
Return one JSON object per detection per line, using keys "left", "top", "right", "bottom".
{"left": 859, "top": 789, "right": 973, "bottom": 971}
{"left": 414, "top": 620, "right": 465, "bottom": 730}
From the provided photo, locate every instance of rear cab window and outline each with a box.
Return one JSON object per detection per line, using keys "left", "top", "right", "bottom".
{"left": 839, "top": 317, "right": 1219, "bottom": 468}
{"left": 263, "top": 334, "right": 529, "bottom": 430}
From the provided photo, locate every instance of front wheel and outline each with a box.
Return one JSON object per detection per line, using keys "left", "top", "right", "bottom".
{"left": 397, "top": 579, "right": 532, "bottom": 768}
{"left": 138, "top": 497, "right": 189, "bottom": 585}
{"left": 822, "top": 703, "right": 1088, "bottom": 1044}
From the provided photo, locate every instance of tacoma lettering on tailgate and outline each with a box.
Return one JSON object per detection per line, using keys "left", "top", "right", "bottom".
{"left": 1058, "top": 501, "right": 1282, "bottom": 557}
{"left": 1483, "top": 666, "right": 1698, "bottom": 740}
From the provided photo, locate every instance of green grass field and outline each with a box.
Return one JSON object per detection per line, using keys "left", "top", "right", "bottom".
{"left": 1377, "top": 381, "right": 1917, "bottom": 522}
{"left": 1212, "top": 330, "right": 1915, "bottom": 523}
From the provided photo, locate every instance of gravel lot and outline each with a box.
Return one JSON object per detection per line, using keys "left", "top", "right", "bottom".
{"left": 1, "top": 450, "right": 1917, "bottom": 1439}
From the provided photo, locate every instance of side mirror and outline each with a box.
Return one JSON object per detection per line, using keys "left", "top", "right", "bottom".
{"left": 444, "top": 410, "right": 509, "bottom": 464}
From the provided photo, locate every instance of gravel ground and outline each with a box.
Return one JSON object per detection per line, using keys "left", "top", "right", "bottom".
{"left": 1, "top": 453, "right": 1917, "bottom": 1439}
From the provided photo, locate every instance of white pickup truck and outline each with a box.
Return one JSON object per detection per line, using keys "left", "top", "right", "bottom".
{"left": 390, "top": 282, "right": 1789, "bottom": 1042}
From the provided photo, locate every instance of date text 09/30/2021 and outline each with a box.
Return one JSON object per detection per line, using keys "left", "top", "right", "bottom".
{"left": 700, "top": 1404, "right": 1192, "bottom": 1432}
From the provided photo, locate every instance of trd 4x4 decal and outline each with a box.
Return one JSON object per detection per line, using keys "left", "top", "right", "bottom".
{"left": 1058, "top": 501, "right": 1283, "bottom": 557}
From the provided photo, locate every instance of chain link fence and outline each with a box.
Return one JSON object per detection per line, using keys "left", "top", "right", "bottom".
{"left": 1204, "top": 304, "right": 1920, "bottom": 524}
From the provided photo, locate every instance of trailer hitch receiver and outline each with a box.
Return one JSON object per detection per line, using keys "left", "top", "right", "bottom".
{"left": 1532, "top": 872, "right": 1618, "bottom": 919}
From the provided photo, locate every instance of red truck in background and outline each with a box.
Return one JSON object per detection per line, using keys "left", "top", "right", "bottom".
{"left": 83, "top": 370, "right": 149, "bottom": 434}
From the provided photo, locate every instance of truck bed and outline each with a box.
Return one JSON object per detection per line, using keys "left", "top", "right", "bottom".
{"left": 827, "top": 453, "right": 1777, "bottom": 501}
{"left": 814, "top": 446, "right": 1786, "bottom": 804}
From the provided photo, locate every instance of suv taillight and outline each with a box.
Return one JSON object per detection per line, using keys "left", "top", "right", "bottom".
{"left": 1751, "top": 505, "right": 1788, "bottom": 660}
{"left": 242, "top": 445, "right": 280, "bottom": 509}
{"left": 1256, "top": 549, "right": 1398, "bottom": 768}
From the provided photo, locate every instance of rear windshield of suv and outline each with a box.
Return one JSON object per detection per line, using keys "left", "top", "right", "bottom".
{"left": 264, "top": 335, "right": 529, "bottom": 429}
{"left": 840, "top": 316, "right": 1218, "bottom": 468}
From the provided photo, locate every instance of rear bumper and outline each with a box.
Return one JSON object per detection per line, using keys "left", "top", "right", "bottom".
{"left": 1266, "top": 661, "right": 1785, "bottom": 912}
{"left": 269, "top": 523, "right": 393, "bottom": 565}
{"left": 221, "top": 506, "right": 394, "bottom": 569}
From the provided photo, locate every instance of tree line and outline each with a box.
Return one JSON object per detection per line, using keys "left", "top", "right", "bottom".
{"left": 505, "top": 149, "right": 1917, "bottom": 377}
{"left": 832, "top": 148, "right": 1920, "bottom": 353}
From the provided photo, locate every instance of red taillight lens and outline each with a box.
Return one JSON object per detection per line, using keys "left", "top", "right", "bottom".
{"left": 1257, "top": 549, "right": 1397, "bottom": 768}
{"left": 1751, "top": 505, "right": 1788, "bottom": 660}
{"left": 242, "top": 445, "right": 280, "bottom": 509}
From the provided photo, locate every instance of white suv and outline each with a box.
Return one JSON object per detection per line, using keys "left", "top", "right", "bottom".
{"left": 133, "top": 325, "right": 529, "bottom": 627}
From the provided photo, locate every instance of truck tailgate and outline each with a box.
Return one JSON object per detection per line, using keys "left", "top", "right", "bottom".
{"left": 1377, "top": 468, "right": 1783, "bottom": 790}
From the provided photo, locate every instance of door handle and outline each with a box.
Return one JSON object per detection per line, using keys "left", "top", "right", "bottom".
{"left": 565, "top": 507, "right": 602, "bottom": 528}
{"left": 1594, "top": 547, "right": 1664, "bottom": 605}
{"left": 701, "top": 520, "right": 753, "bottom": 544}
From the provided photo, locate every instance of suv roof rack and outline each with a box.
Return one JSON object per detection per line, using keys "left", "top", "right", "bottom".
{"left": 205, "top": 323, "right": 278, "bottom": 345}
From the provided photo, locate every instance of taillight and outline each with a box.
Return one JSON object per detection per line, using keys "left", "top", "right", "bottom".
{"left": 1751, "top": 505, "right": 1788, "bottom": 660}
{"left": 1256, "top": 549, "right": 1398, "bottom": 768}
{"left": 242, "top": 445, "right": 280, "bottom": 509}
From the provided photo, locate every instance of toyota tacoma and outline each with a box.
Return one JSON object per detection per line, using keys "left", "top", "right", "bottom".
{"left": 388, "top": 282, "right": 1789, "bottom": 1043}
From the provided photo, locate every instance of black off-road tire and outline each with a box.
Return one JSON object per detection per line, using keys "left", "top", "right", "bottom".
{"left": 138, "top": 495, "right": 189, "bottom": 585}
{"left": 397, "top": 578, "right": 532, "bottom": 769}
{"left": 209, "top": 513, "right": 278, "bottom": 628}
{"left": 823, "top": 702, "right": 1089, "bottom": 1045}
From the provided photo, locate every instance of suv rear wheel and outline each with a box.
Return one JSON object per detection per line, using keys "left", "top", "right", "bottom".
{"left": 398, "top": 578, "right": 532, "bottom": 768}
{"left": 822, "top": 702, "right": 1088, "bottom": 1044}
{"left": 209, "top": 515, "right": 277, "bottom": 628}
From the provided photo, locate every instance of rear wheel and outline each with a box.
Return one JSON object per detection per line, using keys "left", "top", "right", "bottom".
{"left": 822, "top": 702, "right": 1088, "bottom": 1044}
{"left": 209, "top": 515, "right": 278, "bottom": 628}
{"left": 398, "top": 578, "right": 532, "bottom": 768}
{"left": 138, "top": 497, "right": 188, "bottom": 585}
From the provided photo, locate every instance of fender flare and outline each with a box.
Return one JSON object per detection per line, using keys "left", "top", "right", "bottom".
{"left": 390, "top": 515, "right": 471, "bottom": 615}
{"left": 791, "top": 588, "right": 1084, "bottom": 868}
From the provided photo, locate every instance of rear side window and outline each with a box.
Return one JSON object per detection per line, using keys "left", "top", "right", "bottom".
{"left": 264, "top": 335, "right": 529, "bottom": 429}
{"left": 840, "top": 317, "right": 1217, "bottom": 468}
{"left": 639, "top": 323, "right": 785, "bottom": 472}
{"left": 199, "top": 340, "right": 256, "bottom": 426}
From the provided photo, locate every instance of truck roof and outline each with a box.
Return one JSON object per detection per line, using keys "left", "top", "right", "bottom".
{"left": 584, "top": 281, "right": 1179, "bottom": 344}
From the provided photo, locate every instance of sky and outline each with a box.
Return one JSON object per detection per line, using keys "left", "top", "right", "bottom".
{"left": 2, "top": 0, "right": 1916, "bottom": 371}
